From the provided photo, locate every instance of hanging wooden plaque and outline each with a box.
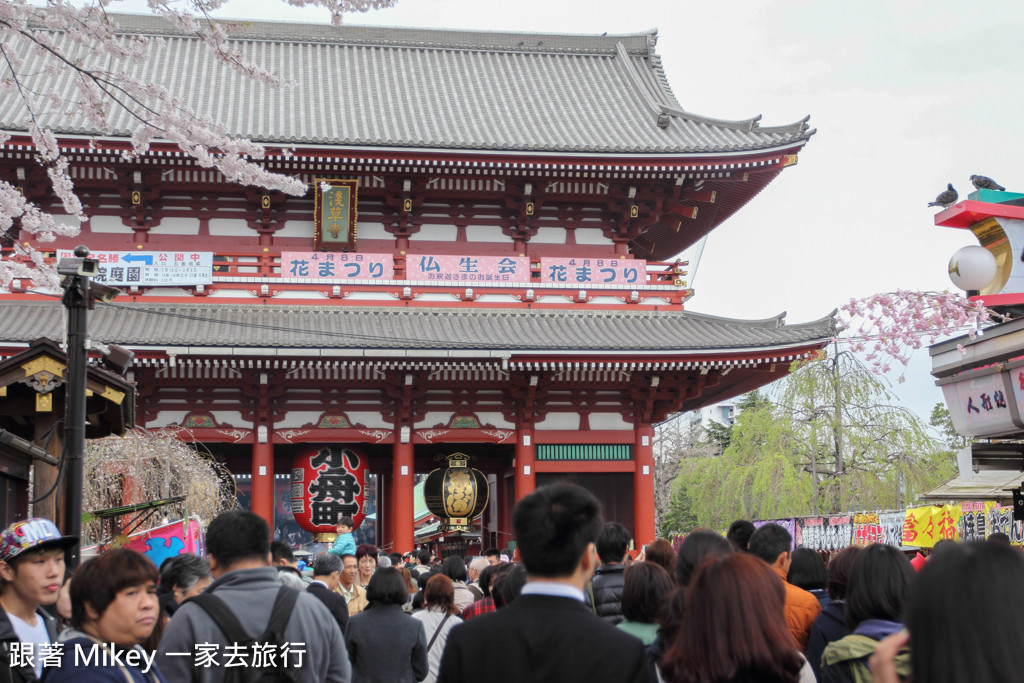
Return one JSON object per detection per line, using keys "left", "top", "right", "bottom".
{"left": 314, "top": 179, "right": 359, "bottom": 251}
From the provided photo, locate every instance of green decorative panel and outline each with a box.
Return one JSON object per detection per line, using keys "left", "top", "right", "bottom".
{"left": 536, "top": 444, "right": 633, "bottom": 461}
{"left": 184, "top": 414, "right": 215, "bottom": 428}
{"left": 318, "top": 415, "right": 351, "bottom": 428}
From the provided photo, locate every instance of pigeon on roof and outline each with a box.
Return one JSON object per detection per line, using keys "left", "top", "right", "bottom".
{"left": 928, "top": 184, "right": 958, "bottom": 208}
{"left": 971, "top": 174, "right": 1006, "bottom": 191}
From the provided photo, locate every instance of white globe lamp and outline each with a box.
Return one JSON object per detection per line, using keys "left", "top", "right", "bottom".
{"left": 948, "top": 245, "right": 997, "bottom": 292}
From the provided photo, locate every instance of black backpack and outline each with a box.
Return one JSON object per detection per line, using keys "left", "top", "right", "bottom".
{"left": 187, "top": 586, "right": 302, "bottom": 683}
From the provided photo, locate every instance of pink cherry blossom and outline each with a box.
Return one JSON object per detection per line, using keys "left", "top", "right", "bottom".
{"left": 0, "top": 0, "right": 383, "bottom": 290}
{"left": 838, "top": 290, "right": 991, "bottom": 380}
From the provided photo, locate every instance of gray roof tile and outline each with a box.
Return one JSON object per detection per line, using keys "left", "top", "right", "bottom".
{"left": 0, "top": 15, "right": 813, "bottom": 154}
{"left": 0, "top": 301, "right": 835, "bottom": 354}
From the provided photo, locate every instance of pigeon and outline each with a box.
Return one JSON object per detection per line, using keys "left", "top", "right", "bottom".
{"left": 928, "top": 184, "right": 958, "bottom": 208}
{"left": 971, "top": 174, "right": 1006, "bottom": 192}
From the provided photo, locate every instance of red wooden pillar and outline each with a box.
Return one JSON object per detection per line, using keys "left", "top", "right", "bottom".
{"left": 514, "top": 422, "right": 535, "bottom": 501}
{"left": 251, "top": 436, "right": 275, "bottom": 533}
{"left": 497, "top": 470, "right": 511, "bottom": 549}
{"left": 633, "top": 423, "right": 656, "bottom": 548}
{"left": 392, "top": 435, "right": 415, "bottom": 553}
{"left": 381, "top": 470, "right": 394, "bottom": 550}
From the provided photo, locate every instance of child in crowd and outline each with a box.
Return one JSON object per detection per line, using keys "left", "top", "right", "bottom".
{"left": 328, "top": 516, "right": 357, "bottom": 558}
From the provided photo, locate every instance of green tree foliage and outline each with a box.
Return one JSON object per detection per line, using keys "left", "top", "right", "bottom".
{"left": 929, "top": 402, "right": 969, "bottom": 451}
{"left": 661, "top": 478, "right": 700, "bottom": 537}
{"left": 654, "top": 414, "right": 716, "bottom": 536}
{"left": 674, "top": 401, "right": 815, "bottom": 530}
{"left": 669, "top": 350, "right": 956, "bottom": 529}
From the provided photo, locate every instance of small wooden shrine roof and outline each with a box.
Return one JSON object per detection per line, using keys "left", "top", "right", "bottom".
{"left": 0, "top": 338, "right": 135, "bottom": 440}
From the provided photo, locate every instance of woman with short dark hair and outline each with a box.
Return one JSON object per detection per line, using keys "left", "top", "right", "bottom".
{"left": 440, "top": 556, "right": 473, "bottom": 612}
{"left": 820, "top": 544, "right": 913, "bottom": 683}
{"left": 43, "top": 548, "right": 168, "bottom": 682}
{"left": 355, "top": 544, "right": 379, "bottom": 590}
{"left": 616, "top": 562, "right": 672, "bottom": 645}
{"left": 787, "top": 548, "right": 828, "bottom": 608}
{"left": 660, "top": 553, "right": 812, "bottom": 683}
{"left": 345, "top": 567, "right": 428, "bottom": 683}
{"left": 411, "top": 574, "right": 462, "bottom": 683}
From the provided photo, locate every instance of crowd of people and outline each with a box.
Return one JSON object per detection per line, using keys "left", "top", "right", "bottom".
{"left": 0, "top": 485, "right": 1022, "bottom": 682}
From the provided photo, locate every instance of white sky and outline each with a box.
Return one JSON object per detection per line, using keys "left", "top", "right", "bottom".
{"left": 115, "top": 0, "right": 1024, "bottom": 417}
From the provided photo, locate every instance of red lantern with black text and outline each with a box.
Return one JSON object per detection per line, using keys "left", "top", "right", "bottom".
{"left": 291, "top": 445, "right": 367, "bottom": 540}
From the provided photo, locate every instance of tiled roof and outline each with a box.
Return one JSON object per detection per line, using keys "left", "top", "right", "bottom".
{"left": 0, "top": 15, "right": 813, "bottom": 155}
{"left": 0, "top": 301, "right": 835, "bottom": 354}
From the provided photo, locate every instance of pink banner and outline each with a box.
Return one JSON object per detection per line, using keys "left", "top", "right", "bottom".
{"left": 540, "top": 257, "right": 643, "bottom": 285}
{"left": 407, "top": 254, "right": 530, "bottom": 282}
{"left": 281, "top": 252, "right": 393, "bottom": 279}
{"left": 87, "top": 517, "right": 204, "bottom": 567}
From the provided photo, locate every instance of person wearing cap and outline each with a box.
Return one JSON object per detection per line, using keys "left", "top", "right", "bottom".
{"left": 0, "top": 518, "right": 77, "bottom": 683}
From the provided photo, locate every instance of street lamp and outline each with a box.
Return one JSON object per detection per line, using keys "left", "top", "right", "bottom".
{"left": 57, "top": 245, "right": 119, "bottom": 568}
{"left": 948, "top": 245, "right": 997, "bottom": 293}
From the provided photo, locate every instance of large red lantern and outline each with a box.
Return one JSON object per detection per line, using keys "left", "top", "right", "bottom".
{"left": 291, "top": 445, "right": 367, "bottom": 540}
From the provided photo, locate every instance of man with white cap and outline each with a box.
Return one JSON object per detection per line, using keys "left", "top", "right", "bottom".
{"left": 0, "top": 518, "right": 77, "bottom": 682}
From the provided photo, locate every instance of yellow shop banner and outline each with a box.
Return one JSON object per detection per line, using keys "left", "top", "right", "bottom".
{"left": 902, "top": 504, "right": 961, "bottom": 548}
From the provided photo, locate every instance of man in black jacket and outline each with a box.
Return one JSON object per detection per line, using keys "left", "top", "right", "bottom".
{"left": 585, "top": 521, "right": 631, "bottom": 624}
{"left": 0, "top": 518, "right": 77, "bottom": 683}
{"left": 438, "top": 484, "right": 646, "bottom": 683}
{"left": 307, "top": 553, "right": 349, "bottom": 636}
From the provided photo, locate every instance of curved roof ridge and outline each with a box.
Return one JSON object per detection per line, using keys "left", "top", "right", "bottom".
{"left": 91, "top": 13, "right": 659, "bottom": 53}
{"left": 678, "top": 308, "right": 837, "bottom": 332}
{"left": 661, "top": 108, "right": 814, "bottom": 136}
{"left": 674, "top": 309, "right": 789, "bottom": 327}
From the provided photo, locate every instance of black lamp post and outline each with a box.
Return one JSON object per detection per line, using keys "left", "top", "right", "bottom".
{"left": 57, "top": 246, "right": 97, "bottom": 568}
{"left": 56, "top": 245, "right": 110, "bottom": 569}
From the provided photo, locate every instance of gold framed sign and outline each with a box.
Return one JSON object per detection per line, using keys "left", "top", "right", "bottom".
{"left": 314, "top": 179, "right": 358, "bottom": 251}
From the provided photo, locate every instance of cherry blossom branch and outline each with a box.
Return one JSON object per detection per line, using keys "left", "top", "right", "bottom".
{"left": 0, "top": 0, "right": 368, "bottom": 290}
{"left": 837, "top": 289, "right": 998, "bottom": 381}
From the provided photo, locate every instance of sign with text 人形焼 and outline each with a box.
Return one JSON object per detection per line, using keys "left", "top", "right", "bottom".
{"left": 940, "top": 367, "right": 1019, "bottom": 438}
{"left": 58, "top": 250, "right": 212, "bottom": 286}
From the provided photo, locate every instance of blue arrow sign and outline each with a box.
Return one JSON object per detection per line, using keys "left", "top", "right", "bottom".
{"left": 122, "top": 254, "right": 153, "bottom": 265}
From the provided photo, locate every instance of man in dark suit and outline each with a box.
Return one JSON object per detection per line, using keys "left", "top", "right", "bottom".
{"left": 306, "top": 553, "right": 349, "bottom": 636}
{"left": 438, "top": 483, "right": 646, "bottom": 683}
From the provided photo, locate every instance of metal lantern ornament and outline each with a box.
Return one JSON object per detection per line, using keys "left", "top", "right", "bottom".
{"left": 424, "top": 453, "right": 489, "bottom": 533}
{"left": 291, "top": 445, "right": 367, "bottom": 541}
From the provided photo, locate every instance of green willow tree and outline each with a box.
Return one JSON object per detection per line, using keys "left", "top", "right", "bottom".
{"left": 654, "top": 414, "right": 713, "bottom": 536}
{"left": 670, "top": 349, "right": 956, "bottom": 529}
{"left": 929, "top": 402, "right": 969, "bottom": 451}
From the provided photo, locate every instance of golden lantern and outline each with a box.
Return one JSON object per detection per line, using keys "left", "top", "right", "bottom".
{"left": 423, "top": 453, "right": 489, "bottom": 533}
